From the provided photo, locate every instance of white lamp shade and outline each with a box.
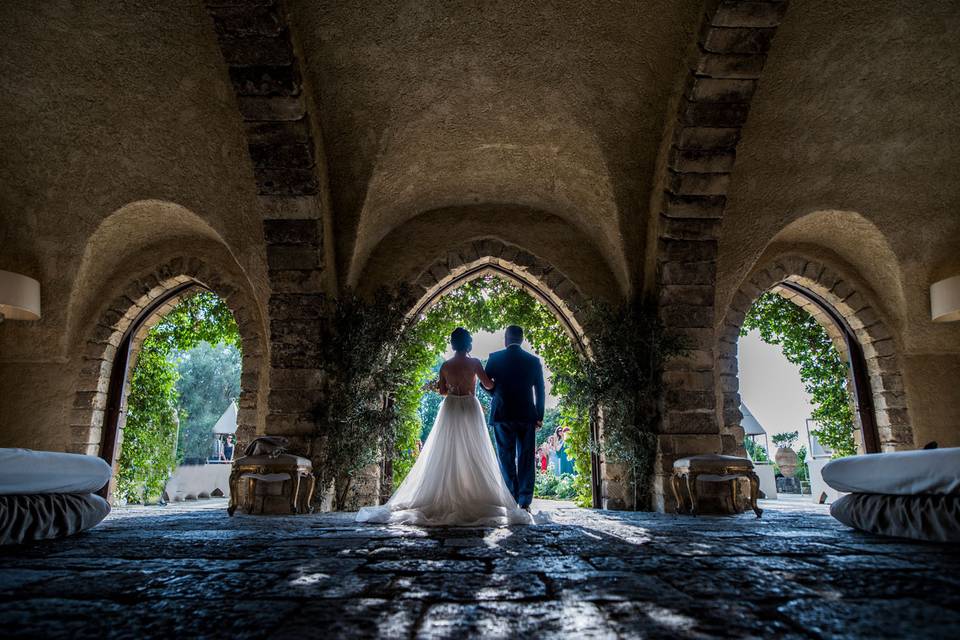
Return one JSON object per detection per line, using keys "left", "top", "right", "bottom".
{"left": 0, "top": 270, "right": 41, "bottom": 321}
{"left": 931, "top": 275, "right": 960, "bottom": 323}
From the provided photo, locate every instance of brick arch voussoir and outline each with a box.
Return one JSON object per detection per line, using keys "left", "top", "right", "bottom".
{"left": 409, "top": 239, "right": 588, "bottom": 349}
{"left": 718, "top": 256, "right": 913, "bottom": 455}
{"left": 70, "top": 257, "right": 265, "bottom": 456}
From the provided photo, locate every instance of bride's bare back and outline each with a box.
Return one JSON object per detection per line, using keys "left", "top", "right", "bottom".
{"left": 439, "top": 353, "right": 494, "bottom": 396}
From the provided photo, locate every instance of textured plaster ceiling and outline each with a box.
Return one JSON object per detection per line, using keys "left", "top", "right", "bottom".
{"left": 290, "top": 0, "right": 702, "bottom": 288}
{"left": 721, "top": 0, "right": 960, "bottom": 339}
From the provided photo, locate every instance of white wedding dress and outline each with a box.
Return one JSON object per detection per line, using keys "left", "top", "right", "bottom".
{"left": 356, "top": 393, "right": 534, "bottom": 527}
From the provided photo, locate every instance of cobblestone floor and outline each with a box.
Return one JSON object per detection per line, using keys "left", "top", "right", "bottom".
{"left": 1, "top": 499, "right": 959, "bottom": 639}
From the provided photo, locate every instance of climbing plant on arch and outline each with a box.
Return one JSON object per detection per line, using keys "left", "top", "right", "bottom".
{"left": 393, "top": 275, "right": 593, "bottom": 506}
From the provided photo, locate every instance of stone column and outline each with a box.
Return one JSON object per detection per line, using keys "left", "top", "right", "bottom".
{"left": 650, "top": 0, "right": 788, "bottom": 511}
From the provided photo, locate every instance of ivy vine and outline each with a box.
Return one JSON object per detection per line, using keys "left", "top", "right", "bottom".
{"left": 308, "top": 287, "right": 415, "bottom": 510}
{"left": 559, "top": 299, "right": 687, "bottom": 510}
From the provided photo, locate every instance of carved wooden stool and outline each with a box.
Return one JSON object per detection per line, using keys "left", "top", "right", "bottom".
{"left": 672, "top": 454, "right": 763, "bottom": 518}
{"left": 227, "top": 454, "right": 316, "bottom": 516}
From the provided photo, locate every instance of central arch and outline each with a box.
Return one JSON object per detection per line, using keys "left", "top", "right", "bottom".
{"left": 405, "top": 238, "right": 607, "bottom": 507}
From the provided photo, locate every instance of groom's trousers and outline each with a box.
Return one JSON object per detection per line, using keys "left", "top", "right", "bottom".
{"left": 492, "top": 421, "right": 536, "bottom": 507}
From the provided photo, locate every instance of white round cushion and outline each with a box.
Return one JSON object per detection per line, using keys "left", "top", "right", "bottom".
{"left": 822, "top": 447, "right": 960, "bottom": 496}
{"left": 0, "top": 448, "right": 112, "bottom": 495}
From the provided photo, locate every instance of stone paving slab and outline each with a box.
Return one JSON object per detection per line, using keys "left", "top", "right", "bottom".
{"left": 0, "top": 499, "right": 958, "bottom": 638}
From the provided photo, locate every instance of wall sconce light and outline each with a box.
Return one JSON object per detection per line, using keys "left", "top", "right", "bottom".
{"left": 931, "top": 275, "right": 960, "bottom": 323}
{"left": 0, "top": 270, "right": 41, "bottom": 323}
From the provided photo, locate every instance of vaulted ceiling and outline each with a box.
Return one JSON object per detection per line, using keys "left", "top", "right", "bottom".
{"left": 289, "top": 0, "right": 703, "bottom": 290}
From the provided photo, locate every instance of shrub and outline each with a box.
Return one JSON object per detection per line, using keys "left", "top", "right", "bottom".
{"left": 534, "top": 471, "right": 578, "bottom": 500}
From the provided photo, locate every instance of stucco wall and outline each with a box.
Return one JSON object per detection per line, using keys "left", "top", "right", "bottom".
{"left": 0, "top": 1, "right": 269, "bottom": 451}
{"left": 357, "top": 204, "right": 620, "bottom": 301}
{"left": 718, "top": 0, "right": 960, "bottom": 448}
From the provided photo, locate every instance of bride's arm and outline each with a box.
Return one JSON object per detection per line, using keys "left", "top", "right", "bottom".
{"left": 475, "top": 359, "right": 495, "bottom": 391}
{"left": 438, "top": 363, "right": 449, "bottom": 396}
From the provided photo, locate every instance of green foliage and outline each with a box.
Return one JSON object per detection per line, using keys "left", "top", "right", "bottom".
{"left": 536, "top": 408, "right": 561, "bottom": 448}
{"left": 560, "top": 299, "right": 687, "bottom": 510}
{"left": 116, "top": 340, "right": 180, "bottom": 503}
{"left": 534, "top": 471, "right": 578, "bottom": 500}
{"left": 309, "top": 288, "right": 416, "bottom": 510}
{"left": 744, "top": 437, "right": 770, "bottom": 462}
{"left": 149, "top": 291, "right": 240, "bottom": 351}
{"left": 742, "top": 292, "right": 856, "bottom": 457}
{"left": 794, "top": 445, "right": 810, "bottom": 483}
{"left": 771, "top": 430, "right": 799, "bottom": 449}
{"left": 116, "top": 291, "right": 240, "bottom": 504}
{"left": 394, "top": 276, "right": 592, "bottom": 505}
{"left": 416, "top": 359, "right": 445, "bottom": 443}
{"left": 561, "top": 403, "right": 594, "bottom": 507}
{"left": 174, "top": 341, "right": 241, "bottom": 462}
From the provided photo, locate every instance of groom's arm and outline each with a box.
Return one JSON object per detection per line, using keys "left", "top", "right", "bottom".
{"left": 484, "top": 354, "right": 497, "bottom": 387}
{"left": 534, "top": 360, "right": 545, "bottom": 424}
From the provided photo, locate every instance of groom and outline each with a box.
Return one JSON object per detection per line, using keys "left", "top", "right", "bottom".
{"left": 485, "top": 325, "right": 545, "bottom": 511}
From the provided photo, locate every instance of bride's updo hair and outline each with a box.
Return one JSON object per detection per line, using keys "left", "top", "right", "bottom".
{"left": 450, "top": 327, "right": 472, "bottom": 352}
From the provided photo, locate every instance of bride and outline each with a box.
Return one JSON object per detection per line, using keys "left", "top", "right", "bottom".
{"left": 357, "top": 327, "right": 534, "bottom": 526}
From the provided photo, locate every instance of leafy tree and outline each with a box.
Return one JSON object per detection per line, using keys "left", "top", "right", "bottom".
{"left": 149, "top": 291, "right": 240, "bottom": 351}
{"left": 418, "top": 391, "right": 443, "bottom": 443}
{"left": 741, "top": 292, "right": 856, "bottom": 457}
{"left": 417, "top": 358, "right": 445, "bottom": 442}
{"left": 794, "top": 445, "right": 810, "bottom": 483}
{"left": 116, "top": 291, "right": 240, "bottom": 504}
{"left": 536, "top": 408, "right": 561, "bottom": 448}
{"left": 174, "top": 341, "right": 241, "bottom": 463}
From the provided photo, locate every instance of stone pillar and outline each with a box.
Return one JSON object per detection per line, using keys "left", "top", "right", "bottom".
{"left": 207, "top": 0, "right": 341, "bottom": 503}
{"left": 651, "top": 0, "right": 788, "bottom": 511}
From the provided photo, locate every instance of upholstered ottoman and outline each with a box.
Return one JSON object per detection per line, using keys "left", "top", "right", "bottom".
{"left": 228, "top": 454, "right": 315, "bottom": 516}
{"left": 672, "top": 454, "right": 763, "bottom": 518}
{"left": 0, "top": 448, "right": 113, "bottom": 544}
{"left": 823, "top": 447, "right": 960, "bottom": 542}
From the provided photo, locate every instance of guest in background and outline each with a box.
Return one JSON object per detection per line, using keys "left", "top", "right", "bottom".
{"left": 211, "top": 435, "right": 224, "bottom": 462}
{"left": 223, "top": 435, "right": 235, "bottom": 461}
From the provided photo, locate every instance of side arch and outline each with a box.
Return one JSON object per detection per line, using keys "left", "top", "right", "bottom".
{"left": 70, "top": 256, "right": 268, "bottom": 471}
{"left": 718, "top": 254, "right": 913, "bottom": 456}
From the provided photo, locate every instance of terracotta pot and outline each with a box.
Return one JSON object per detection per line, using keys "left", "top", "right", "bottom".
{"left": 775, "top": 446, "right": 798, "bottom": 478}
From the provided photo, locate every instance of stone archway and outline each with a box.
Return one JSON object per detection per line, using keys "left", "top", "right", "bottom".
{"left": 70, "top": 257, "right": 267, "bottom": 469}
{"left": 409, "top": 238, "right": 589, "bottom": 348}
{"left": 405, "top": 238, "right": 622, "bottom": 509}
{"left": 718, "top": 255, "right": 913, "bottom": 456}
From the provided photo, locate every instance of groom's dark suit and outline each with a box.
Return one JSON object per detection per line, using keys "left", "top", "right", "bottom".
{"left": 485, "top": 344, "right": 545, "bottom": 508}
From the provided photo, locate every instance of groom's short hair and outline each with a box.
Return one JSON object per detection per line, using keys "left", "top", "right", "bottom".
{"left": 505, "top": 325, "right": 524, "bottom": 345}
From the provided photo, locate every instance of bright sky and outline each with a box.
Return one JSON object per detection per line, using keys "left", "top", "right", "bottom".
{"left": 738, "top": 328, "right": 815, "bottom": 452}
{"left": 442, "top": 330, "right": 559, "bottom": 408}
